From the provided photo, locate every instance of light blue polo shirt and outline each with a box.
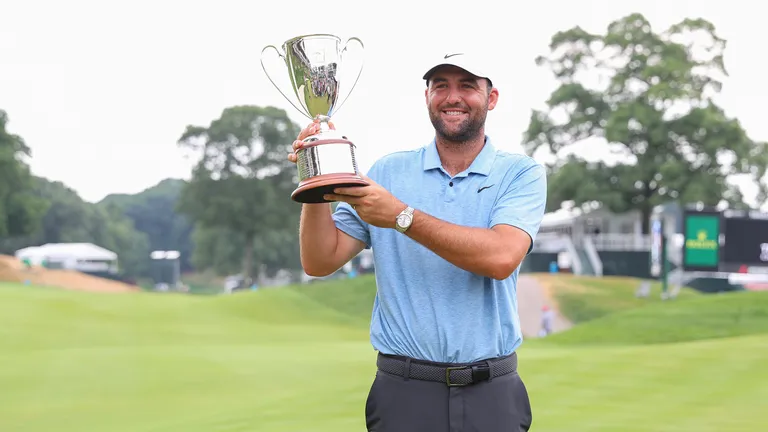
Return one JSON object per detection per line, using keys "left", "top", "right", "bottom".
{"left": 332, "top": 136, "right": 547, "bottom": 364}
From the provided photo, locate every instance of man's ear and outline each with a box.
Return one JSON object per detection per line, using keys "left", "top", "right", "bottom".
{"left": 487, "top": 87, "right": 499, "bottom": 110}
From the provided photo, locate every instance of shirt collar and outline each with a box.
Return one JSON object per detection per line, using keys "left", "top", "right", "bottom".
{"left": 422, "top": 135, "right": 496, "bottom": 177}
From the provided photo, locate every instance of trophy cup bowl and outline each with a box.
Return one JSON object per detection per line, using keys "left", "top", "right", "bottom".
{"left": 261, "top": 34, "right": 367, "bottom": 204}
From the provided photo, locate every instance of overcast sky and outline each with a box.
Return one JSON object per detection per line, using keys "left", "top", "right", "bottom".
{"left": 2, "top": 0, "right": 765, "bottom": 208}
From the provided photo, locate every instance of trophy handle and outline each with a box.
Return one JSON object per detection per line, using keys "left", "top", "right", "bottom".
{"left": 333, "top": 36, "right": 365, "bottom": 117}
{"left": 260, "top": 45, "right": 312, "bottom": 119}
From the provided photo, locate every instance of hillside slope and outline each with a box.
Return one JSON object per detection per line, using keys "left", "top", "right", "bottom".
{"left": 0, "top": 255, "right": 138, "bottom": 293}
{"left": 537, "top": 290, "right": 768, "bottom": 346}
{"left": 288, "top": 274, "right": 574, "bottom": 337}
{"left": 532, "top": 273, "right": 700, "bottom": 323}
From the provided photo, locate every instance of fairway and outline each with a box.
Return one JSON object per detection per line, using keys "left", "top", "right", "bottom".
{"left": 1, "top": 276, "right": 766, "bottom": 431}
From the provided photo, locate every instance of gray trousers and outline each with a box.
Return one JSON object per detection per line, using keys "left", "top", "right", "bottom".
{"left": 365, "top": 352, "right": 533, "bottom": 432}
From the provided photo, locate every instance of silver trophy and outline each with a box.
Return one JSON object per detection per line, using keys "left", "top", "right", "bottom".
{"left": 261, "top": 34, "right": 367, "bottom": 203}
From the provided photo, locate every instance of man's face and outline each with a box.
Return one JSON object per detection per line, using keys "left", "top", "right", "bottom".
{"left": 425, "top": 65, "right": 498, "bottom": 143}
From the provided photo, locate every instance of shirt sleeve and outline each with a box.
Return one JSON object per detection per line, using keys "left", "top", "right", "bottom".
{"left": 331, "top": 162, "right": 381, "bottom": 249}
{"left": 489, "top": 159, "right": 547, "bottom": 253}
{"left": 333, "top": 202, "right": 372, "bottom": 248}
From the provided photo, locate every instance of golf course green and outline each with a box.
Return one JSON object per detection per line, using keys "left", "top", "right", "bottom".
{"left": 1, "top": 274, "right": 766, "bottom": 431}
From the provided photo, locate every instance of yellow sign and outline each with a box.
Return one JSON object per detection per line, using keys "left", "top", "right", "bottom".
{"left": 686, "top": 229, "right": 717, "bottom": 250}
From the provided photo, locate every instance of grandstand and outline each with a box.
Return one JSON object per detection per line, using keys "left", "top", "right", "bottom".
{"left": 525, "top": 200, "right": 768, "bottom": 294}
{"left": 524, "top": 201, "right": 682, "bottom": 280}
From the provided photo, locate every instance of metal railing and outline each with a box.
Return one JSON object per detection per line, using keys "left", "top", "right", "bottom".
{"left": 588, "top": 233, "right": 650, "bottom": 251}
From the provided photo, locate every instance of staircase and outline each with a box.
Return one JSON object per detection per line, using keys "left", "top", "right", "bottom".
{"left": 582, "top": 236, "right": 604, "bottom": 276}
{"left": 575, "top": 247, "right": 596, "bottom": 275}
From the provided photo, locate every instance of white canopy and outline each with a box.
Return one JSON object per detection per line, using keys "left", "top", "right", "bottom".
{"left": 15, "top": 243, "right": 117, "bottom": 263}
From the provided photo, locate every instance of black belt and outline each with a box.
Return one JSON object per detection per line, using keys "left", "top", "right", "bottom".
{"left": 376, "top": 352, "right": 518, "bottom": 387}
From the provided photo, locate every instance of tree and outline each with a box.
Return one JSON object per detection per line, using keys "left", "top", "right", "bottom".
{"left": 99, "top": 179, "right": 195, "bottom": 273}
{"left": 176, "top": 105, "right": 301, "bottom": 280}
{"left": 0, "top": 110, "right": 48, "bottom": 237}
{"left": 523, "top": 14, "right": 768, "bottom": 232}
{"left": 189, "top": 222, "right": 302, "bottom": 280}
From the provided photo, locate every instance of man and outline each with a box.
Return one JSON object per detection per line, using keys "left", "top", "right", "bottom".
{"left": 540, "top": 304, "right": 555, "bottom": 337}
{"left": 288, "top": 52, "right": 547, "bottom": 432}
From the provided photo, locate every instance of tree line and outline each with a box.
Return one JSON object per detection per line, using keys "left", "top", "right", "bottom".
{"left": 0, "top": 104, "right": 302, "bottom": 283}
{"left": 1, "top": 13, "right": 766, "bottom": 283}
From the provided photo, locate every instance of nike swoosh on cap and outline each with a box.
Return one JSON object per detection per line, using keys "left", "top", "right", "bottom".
{"left": 444, "top": 53, "right": 463, "bottom": 59}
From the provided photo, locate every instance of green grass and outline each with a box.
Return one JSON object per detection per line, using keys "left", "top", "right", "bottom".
{"left": 0, "top": 282, "right": 373, "bottom": 432}
{"left": 538, "top": 274, "right": 700, "bottom": 322}
{"left": 539, "top": 290, "right": 768, "bottom": 346}
{"left": 1, "top": 276, "right": 767, "bottom": 431}
{"left": 522, "top": 334, "right": 768, "bottom": 431}
{"left": 286, "top": 274, "right": 378, "bottom": 323}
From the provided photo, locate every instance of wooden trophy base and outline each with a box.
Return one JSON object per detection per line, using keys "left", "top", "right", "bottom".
{"left": 291, "top": 174, "right": 369, "bottom": 203}
{"left": 291, "top": 133, "right": 368, "bottom": 204}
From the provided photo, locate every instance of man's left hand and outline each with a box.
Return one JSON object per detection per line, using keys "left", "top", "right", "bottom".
{"left": 324, "top": 176, "right": 407, "bottom": 229}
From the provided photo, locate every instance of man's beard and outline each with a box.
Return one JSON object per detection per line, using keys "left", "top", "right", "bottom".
{"left": 429, "top": 104, "right": 488, "bottom": 144}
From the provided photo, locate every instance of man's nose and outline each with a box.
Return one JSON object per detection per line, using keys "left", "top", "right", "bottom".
{"left": 445, "top": 87, "right": 462, "bottom": 103}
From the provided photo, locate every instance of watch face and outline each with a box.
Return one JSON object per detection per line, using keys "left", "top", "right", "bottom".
{"left": 397, "top": 214, "right": 411, "bottom": 227}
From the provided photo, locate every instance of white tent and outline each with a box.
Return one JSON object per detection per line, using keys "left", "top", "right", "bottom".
{"left": 15, "top": 243, "right": 118, "bottom": 273}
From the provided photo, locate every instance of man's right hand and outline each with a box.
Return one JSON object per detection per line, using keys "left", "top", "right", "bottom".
{"left": 287, "top": 118, "right": 336, "bottom": 164}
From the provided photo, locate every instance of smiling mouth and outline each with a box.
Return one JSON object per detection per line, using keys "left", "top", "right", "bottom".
{"left": 442, "top": 110, "right": 468, "bottom": 117}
